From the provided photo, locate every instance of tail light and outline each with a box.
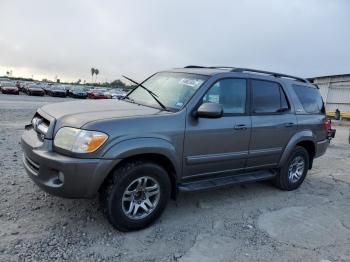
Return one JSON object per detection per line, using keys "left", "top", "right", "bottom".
{"left": 323, "top": 118, "right": 331, "bottom": 132}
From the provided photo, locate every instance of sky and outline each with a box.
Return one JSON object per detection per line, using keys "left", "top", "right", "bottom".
{"left": 0, "top": 0, "right": 349, "bottom": 83}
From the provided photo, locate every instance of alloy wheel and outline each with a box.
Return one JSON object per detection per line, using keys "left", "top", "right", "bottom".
{"left": 121, "top": 176, "right": 160, "bottom": 220}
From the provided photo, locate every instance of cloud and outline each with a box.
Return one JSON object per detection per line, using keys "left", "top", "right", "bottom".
{"left": 0, "top": 0, "right": 349, "bottom": 82}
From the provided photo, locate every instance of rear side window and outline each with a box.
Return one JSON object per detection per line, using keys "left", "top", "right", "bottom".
{"left": 252, "top": 80, "right": 289, "bottom": 113}
{"left": 293, "top": 85, "right": 325, "bottom": 114}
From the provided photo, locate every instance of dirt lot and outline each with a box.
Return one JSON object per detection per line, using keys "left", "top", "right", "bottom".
{"left": 0, "top": 94, "right": 349, "bottom": 262}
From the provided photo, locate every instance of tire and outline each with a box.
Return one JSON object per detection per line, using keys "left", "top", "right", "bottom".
{"left": 100, "top": 160, "right": 171, "bottom": 232}
{"left": 273, "top": 146, "right": 309, "bottom": 191}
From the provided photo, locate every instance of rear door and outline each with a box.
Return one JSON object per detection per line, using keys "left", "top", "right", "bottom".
{"left": 183, "top": 78, "right": 251, "bottom": 179}
{"left": 247, "top": 79, "right": 297, "bottom": 169}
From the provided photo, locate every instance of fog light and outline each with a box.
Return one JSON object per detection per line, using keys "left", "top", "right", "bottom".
{"left": 58, "top": 172, "right": 65, "bottom": 184}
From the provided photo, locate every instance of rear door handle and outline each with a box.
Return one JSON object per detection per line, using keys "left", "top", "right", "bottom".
{"left": 234, "top": 124, "right": 248, "bottom": 130}
{"left": 284, "top": 122, "right": 295, "bottom": 127}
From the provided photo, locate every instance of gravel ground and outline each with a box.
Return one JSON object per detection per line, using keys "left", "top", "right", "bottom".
{"left": 0, "top": 94, "right": 349, "bottom": 262}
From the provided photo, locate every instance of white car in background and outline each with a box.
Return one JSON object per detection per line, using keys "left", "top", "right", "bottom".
{"left": 106, "top": 90, "right": 127, "bottom": 99}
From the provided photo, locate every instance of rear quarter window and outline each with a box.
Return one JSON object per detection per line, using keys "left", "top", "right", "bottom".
{"left": 293, "top": 85, "right": 325, "bottom": 114}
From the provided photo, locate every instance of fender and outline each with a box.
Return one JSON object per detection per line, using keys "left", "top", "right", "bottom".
{"left": 85, "top": 137, "right": 181, "bottom": 197}
{"left": 103, "top": 137, "right": 181, "bottom": 178}
{"left": 278, "top": 130, "right": 316, "bottom": 168}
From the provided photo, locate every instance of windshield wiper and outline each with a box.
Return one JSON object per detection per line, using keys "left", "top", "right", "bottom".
{"left": 122, "top": 75, "right": 168, "bottom": 111}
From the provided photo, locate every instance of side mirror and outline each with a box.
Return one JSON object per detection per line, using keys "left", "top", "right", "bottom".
{"left": 195, "top": 102, "right": 223, "bottom": 118}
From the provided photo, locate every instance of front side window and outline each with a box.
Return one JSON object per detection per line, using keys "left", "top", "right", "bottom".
{"left": 252, "top": 80, "right": 289, "bottom": 113}
{"left": 202, "top": 79, "right": 247, "bottom": 114}
{"left": 293, "top": 85, "right": 325, "bottom": 114}
{"left": 128, "top": 72, "right": 208, "bottom": 111}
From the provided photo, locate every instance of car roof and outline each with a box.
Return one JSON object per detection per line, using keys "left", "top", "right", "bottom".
{"left": 166, "top": 66, "right": 310, "bottom": 84}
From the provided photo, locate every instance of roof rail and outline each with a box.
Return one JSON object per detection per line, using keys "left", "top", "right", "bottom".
{"left": 231, "top": 68, "right": 309, "bottom": 83}
{"left": 183, "top": 65, "right": 309, "bottom": 83}
{"left": 184, "top": 65, "right": 207, "bottom": 68}
{"left": 184, "top": 65, "right": 236, "bottom": 70}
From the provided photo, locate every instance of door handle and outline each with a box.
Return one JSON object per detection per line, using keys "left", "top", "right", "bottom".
{"left": 284, "top": 122, "right": 295, "bottom": 127}
{"left": 234, "top": 124, "right": 247, "bottom": 130}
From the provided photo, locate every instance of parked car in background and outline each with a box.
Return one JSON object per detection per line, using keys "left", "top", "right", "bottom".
{"left": 43, "top": 84, "right": 53, "bottom": 95}
{"left": 1, "top": 82, "right": 19, "bottom": 95}
{"left": 18, "top": 82, "right": 28, "bottom": 92}
{"left": 26, "top": 84, "right": 45, "bottom": 96}
{"left": 69, "top": 87, "right": 87, "bottom": 99}
{"left": 47, "top": 85, "right": 67, "bottom": 97}
{"left": 63, "top": 85, "right": 73, "bottom": 96}
{"left": 104, "top": 89, "right": 127, "bottom": 99}
{"left": 87, "top": 88, "right": 108, "bottom": 99}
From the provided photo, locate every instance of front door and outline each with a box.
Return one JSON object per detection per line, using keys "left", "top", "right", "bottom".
{"left": 183, "top": 78, "right": 251, "bottom": 179}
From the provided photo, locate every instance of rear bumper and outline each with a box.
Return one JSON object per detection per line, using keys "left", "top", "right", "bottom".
{"left": 328, "top": 129, "right": 336, "bottom": 139}
{"left": 315, "top": 139, "right": 330, "bottom": 158}
{"left": 21, "top": 128, "right": 118, "bottom": 198}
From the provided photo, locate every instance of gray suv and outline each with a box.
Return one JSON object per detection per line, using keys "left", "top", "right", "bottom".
{"left": 21, "top": 66, "right": 335, "bottom": 231}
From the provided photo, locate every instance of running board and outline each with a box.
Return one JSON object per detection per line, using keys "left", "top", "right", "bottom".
{"left": 178, "top": 170, "right": 276, "bottom": 192}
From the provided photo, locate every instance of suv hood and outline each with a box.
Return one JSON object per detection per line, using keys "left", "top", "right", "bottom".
{"left": 41, "top": 99, "right": 166, "bottom": 129}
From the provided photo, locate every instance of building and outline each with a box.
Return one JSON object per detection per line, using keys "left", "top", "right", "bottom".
{"left": 309, "top": 74, "right": 350, "bottom": 114}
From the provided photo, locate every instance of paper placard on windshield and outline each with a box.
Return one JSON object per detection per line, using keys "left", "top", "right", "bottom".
{"left": 179, "top": 78, "right": 202, "bottom": 87}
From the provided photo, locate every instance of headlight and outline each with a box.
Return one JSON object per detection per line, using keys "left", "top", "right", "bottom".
{"left": 54, "top": 127, "right": 108, "bottom": 153}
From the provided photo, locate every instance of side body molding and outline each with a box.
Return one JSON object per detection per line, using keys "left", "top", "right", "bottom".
{"left": 103, "top": 137, "right": 181, "bottom": 179}
{"left": 278, "top": 130, "right": 316, "bottom": 168}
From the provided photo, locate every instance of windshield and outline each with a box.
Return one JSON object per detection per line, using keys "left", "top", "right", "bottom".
{"left": 53, "top": 86, "right": 65, "bottom": 90}
{"left": 128, "top": 72, "right": 208, "bottom": 111}
{"left": 1, "top": 82, "right": 15, "bottom": 87}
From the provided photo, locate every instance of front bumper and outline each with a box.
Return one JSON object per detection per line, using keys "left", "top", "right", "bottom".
{"left": 29, "top": 90, "right": 45, "bottom": 96}
{"left": 2, "top": 89, "right": 19, "bottom": 94}
{"left": 21, "top": 127, "right": 118, "bottom": 198}
{"left": 52, "top": 92, "right": 66, "bottom": 97}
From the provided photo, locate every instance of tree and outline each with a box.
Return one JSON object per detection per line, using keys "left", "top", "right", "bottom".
{"left": 95, "top": 69, "right": 99, "bottom": 83}
{"left": 91, "top": 68, "right": 95, "bottom": 82}
{"left": 111, "top": 79, "right": 126, "bottom": 89}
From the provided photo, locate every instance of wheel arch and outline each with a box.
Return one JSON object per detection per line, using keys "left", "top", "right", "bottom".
{"left": 98, "top": 138, "right": 181, "bottom": 199}
{"left": 278, "top": 130, "right": 316, "bottom": 169}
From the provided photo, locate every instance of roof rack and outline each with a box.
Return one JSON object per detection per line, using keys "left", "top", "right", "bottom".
{"left": 184, "top": 65, "right": 236, "bottom": 70}
{"left": 231, "top": 68, "right": 309, "bottom": 83}
{"left": 183, "top": 65, "right": 309, "bottom": 83}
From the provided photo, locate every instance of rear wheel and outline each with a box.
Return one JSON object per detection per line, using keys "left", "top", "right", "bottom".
{"left": 100, "top": 160, "right": 171, "bottom": 231}
{"left": 273, "top": 146, "right": 309, "bottom": 190}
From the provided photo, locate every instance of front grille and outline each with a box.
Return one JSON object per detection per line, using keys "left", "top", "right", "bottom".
{"left": 25, "top": 156, "right": 40, "bottom": 174}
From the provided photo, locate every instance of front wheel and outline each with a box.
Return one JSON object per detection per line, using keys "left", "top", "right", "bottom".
{"left": 273, "top": 146, "right": 309, "bottom": 190}
{"left": 100, "top": 161, "right": 171, "bottom": 231}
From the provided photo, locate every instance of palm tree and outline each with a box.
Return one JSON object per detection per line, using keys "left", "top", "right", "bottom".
{"left": 91, "top": 68, "right": 95, "bottom": 82}
{"left": 95, "top": 69, "right": 99, "bottom": 83}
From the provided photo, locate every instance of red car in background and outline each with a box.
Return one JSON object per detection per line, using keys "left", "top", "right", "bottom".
{"left": 0, "top": 82, "right": 19, "bottom": 95}
{"left": 87, "top": 88, "right": 109, "bottom": 99}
